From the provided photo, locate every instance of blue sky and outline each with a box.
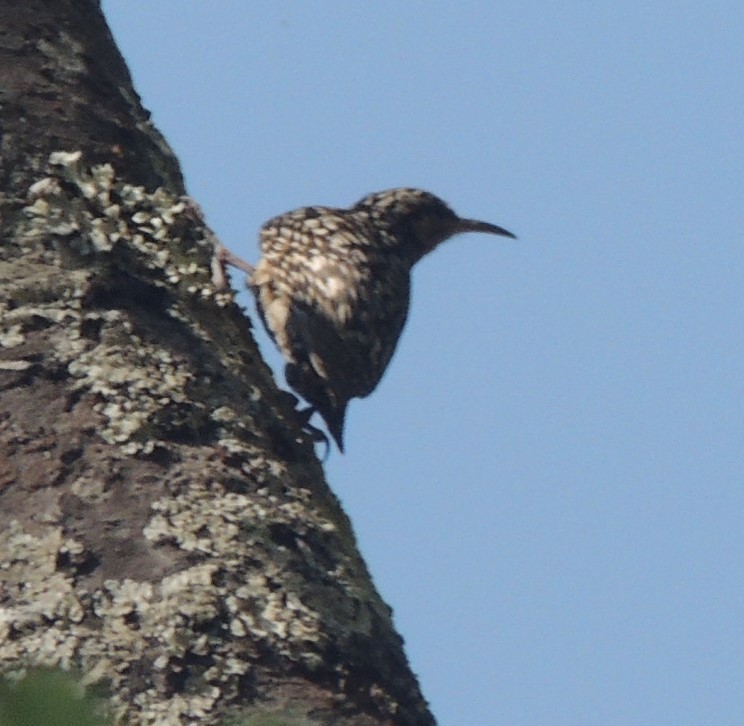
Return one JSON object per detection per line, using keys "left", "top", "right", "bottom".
{"left": 104, "top": 4, "right": 744, "bottom": 723}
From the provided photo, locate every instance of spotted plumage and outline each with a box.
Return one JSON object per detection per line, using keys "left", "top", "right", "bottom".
{"left": 251, "top": 188, "right": 515, "bottom": 451}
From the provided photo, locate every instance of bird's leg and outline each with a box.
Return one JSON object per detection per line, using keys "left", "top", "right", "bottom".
{"left": 178, "top": 195, "right": 255, "bottom": 290}
{"left": 211, "top": 241, "right": 255, "bottom": 290}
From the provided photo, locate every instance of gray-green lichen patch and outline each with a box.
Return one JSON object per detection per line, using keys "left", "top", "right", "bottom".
{"left": 143, "top": 479, "right": 336, "bottom": 667}
{"left": 67, "top": 321, "right": 195, "bottom": 452}
{"left": 0, "top": 468, "right": 394, "bottom": 724}
{"left": 23, "top": 150, "right": 234, "bottom": 304}
{"left": 13, "top": 150, "right": 270, "bottom": 456}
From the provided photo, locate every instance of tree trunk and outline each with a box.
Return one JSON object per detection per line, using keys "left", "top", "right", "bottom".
{"left": 0, "top": 2, "right": 435, "bottom": 723}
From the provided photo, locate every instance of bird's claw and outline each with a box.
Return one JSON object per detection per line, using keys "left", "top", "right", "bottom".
{"left": 294, "top": 405, "right": 331, "bottom": 460}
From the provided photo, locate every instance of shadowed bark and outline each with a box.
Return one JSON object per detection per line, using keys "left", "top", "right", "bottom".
{"left": 0, "top": 2, "right": 435, "bottom": 723}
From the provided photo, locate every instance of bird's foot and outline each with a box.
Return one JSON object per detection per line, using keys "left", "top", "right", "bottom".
{"left": 294, "top": 405, "right": 331, "bottom": 460}
{"left": 211, "top": 241, "right": 255, "bottom": 290}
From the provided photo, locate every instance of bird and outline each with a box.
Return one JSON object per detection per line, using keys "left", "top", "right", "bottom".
{"left": 250, "top": 188, "right": 515, "bottom": 452}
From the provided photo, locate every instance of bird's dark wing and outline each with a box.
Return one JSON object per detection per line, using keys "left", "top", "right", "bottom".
{"left": 284, "top": 264, "right": 409, "bottom": 406}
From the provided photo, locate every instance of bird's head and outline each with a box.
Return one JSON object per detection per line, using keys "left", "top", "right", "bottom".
{"left": 353, "top": 187, "right": 515, "bottom": 261}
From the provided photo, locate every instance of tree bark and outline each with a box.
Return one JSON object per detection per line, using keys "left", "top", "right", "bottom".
{"left": 0, "top": 2, "right": 435, "bottom": 724}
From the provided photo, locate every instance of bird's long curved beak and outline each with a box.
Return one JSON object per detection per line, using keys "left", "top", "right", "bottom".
{"left": 459, "top": 218, "right": 517, "bottom": 239}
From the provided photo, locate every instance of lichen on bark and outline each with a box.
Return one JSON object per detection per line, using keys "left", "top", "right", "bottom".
{"left": 0, "top": 151, "right": 434, "bottom": 724}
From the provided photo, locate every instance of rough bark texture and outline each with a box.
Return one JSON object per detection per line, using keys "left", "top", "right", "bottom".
{"left": 0, "top": 2, "right": 435, "bottom": 724}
